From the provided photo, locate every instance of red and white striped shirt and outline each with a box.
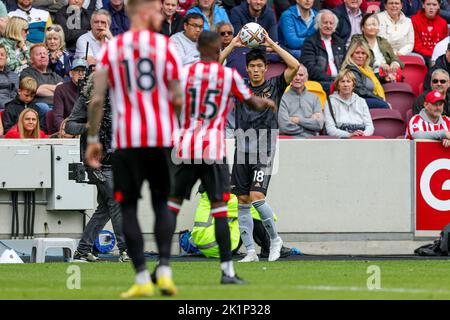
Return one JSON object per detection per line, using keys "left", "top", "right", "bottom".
{"left": 97, "top": 30, "right": 182, "bottom": 150}
{"left": 407, "top": 113, "right": 450, "bottom": 139}
{"left": 175, "top": 61, "right": 252, "bottom": 160}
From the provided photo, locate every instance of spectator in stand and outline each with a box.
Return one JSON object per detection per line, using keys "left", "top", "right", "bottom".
{"left": 5, "top": 108, "right": 46, "bottom": 138}
{"left": 332, "top": 0, "right": 365, "bottom": 48}
{"left": 161, "top": 0, "right": 184, "bottom": 37}
{"left": 64, "top": 0, "right": 103, "bottom": 17}
{"left": 186, "top": 0, "right": 230, "bottom": 31}
{"left": 432, "top": 37, "right": 450, "bottom": 65}
{"left": 20, "top": 44, "right": 63, "bottom": 129}
{"left": 52, "top": 59, "right": 86, "bottom": 134}
{"left": 2, "top": 77, "right": 43, "bottom": 133}
{"left": 379, "top": 0, "right": 421, "bottom": 16}
{"left": 218, "top": 22, "right": 234, "bottom": 50}
{"left": 0, "top": 2, "right": 7, "bottom": 16}
{"left": 377, "top": 0, "right": 414, "bottom": 57}
{"left": 0, "top": 44, "right": 19, "bottom": 110}
{"left": 349, "top": 13, "right": 404, "bottom": 83}
{"left": 407, "top": 90, "right": 450, "bottom": 147}
{"left": 8, "top": 0, "right": 53, "bottom": 44}
{"left": 323, "top": 0, "right": 368, "bottom": 10}
{"left": 230, "top": 0, "right": 278, "bottom": 42}
{"left": 341, "top": 39, "right": 390, "bottom": 109}
{"left": 278, "top": 64, "right": 324, "bottom": 137}
{"left": 170, "top": 13, "right": 203, "bottom": 65}
{"left": 411, "top": 0, "right": 448, "bottom": 68}
{"left": 300, "top": 9, "right": 346, "bottom": 93}
{"left": 273, "top": 0, "right": 322, "bottom": 20}
{"left": 0, "top": 16, "right": 9, "bottom": 35}
{"left": 0, "top": 16, "right": 30, "bottom": 74}
{"left": 414, "top": 68, "right": 450, "bottom": 116}
{"left": 75, "top": 10, "right": 113, "bottom": 60}
{"left": 424, "top": 45, "right": 450, "bottom": 92}
{"left": 177, "top": 0, "right": 195, "bottom": 16}
{"left": 45, "top": 25, "right": 73, "bottom": 80}
{"left": 324, "top": 68, "right": 374, "bottom": 138}
{"left": 33, "top": 0, "right": 64, "bottom": 16}
{"left": 278, "top": 0, "right": 318, "bottom": 59}
{"left": 54, "top": 0, "right": 91, "bottom": 54}
{"left": 105, "top": 0, "right": 129, "bottom": 36}
{"left": 440, "top": 0, "right": 450, "bottom": 23}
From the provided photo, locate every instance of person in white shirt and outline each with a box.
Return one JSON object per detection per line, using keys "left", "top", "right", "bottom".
{"left": 170, "top": 13, "right": 203, "bottom": 65}
{"left": 432, "top": 37, "right": 450, "bottom": 65}
{"left": 377, "top": 0, "right": 414, "bottom": 56}
{"left": 75, "top": 9, "right": 113, "bottom": 61}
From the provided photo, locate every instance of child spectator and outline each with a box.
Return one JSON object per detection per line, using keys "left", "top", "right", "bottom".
{"left": 2, "top": 76, "right": 42, "bottom": 133}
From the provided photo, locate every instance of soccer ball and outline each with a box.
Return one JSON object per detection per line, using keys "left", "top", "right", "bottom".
{"left": 239, "top": 22, "right": 265, "bottom": 48}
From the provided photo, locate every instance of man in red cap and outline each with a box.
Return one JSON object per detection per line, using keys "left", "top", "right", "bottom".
{"left": 407, "top": 90, "right": 450, "bottom": 148}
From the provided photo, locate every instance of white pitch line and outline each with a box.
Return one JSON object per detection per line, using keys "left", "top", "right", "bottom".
{"left": 296, "top": 285, "right": 450, "bottom": 295}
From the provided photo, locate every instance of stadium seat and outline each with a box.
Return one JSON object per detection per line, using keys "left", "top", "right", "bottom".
{"left": 45, "top": 110, "right": 55, "bottom": 135}
{"left": 305, "top": 81, "right": 327, "bottom": 107}
{"left": 382, "top": 82, "right": 415, "bottom": 121}
{"left": 284, "top": 81, "right": 327, "bottom": 107}
{"left": 265, "top": 62, "right": 286, "bottom": 80}
{"left": 30, "top": 238, "right": 77, "bottom": 263}
{"left": 278, "top": 135, "right": 295, "bottom": 139}
{"left": 369, "top": 108, "right": 406, "bottom": 138}
{"left": 366, "top": 1, "right": 381, "bottom": 12}
{"left": 398, "top": 56, "right": 428, "bottom": 97}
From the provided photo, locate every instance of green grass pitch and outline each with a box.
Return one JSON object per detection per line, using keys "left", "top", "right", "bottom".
{"left": 1, "top": 260, "right": 450, "bottom": 299}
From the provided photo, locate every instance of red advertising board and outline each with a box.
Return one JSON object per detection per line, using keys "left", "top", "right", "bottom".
{"left": 416, "top": 141, "right": 450, "bottom": 231}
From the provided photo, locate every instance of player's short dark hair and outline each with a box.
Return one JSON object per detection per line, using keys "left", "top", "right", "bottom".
{"left": 246, "top": 48, "right": 267, "bottom": 66}
{"left": 184, "top": 13, "right": 204, "bottom": 25}
{"left": 198, "top": 31, "right": 220, "bottom": 49}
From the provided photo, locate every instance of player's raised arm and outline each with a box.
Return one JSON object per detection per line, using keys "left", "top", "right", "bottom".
{"left": 219, "top": 33, "right": 245, "bottom": 65}
{"left": 261, "top": 29, "right": 300, "bottom": 84}
{"left": 86, "top": 69, "right": 108, "bottom": 169}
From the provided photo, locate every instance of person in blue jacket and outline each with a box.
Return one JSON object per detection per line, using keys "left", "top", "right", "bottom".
{"left": 278, "top": 0, "right": 318, "bottom": 59}
{"left": 186, "top": 0, "right": 230, "bottom": 31}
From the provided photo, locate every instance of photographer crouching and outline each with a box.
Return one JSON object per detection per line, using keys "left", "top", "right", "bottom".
{"left": 65, "top": 63, "right": 130, "bottom": 262}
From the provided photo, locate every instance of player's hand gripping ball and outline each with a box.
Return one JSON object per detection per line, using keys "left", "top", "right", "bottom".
{"left": 239, "top": 23, "right": 265, "bottom": 48}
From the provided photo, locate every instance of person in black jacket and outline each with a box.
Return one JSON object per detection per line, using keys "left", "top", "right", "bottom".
{"left": 161, "top": 0, "right": 184, "bottom": 37}
{"left": 3, "top": 77, "right": 43, "bottom": 134}
{"left": 54, "top": 0, "right": 91, "bottom": 54}
{"left": 229, "top": 0, "right": 278, "bottom": 42}
{"left": 414, "top": 68, "right": 450, "bottom": 116}
{"left": 300, "top": 9, "right": 346, "bottom": 93}
{"left": 332, "top": 0, "right": 365, "bottom": 48}
{"left": 65, "top": 72, "right": 130, "bottom": 263}
{"left": 424, "top": 44, "right": 450, "bottom": 92}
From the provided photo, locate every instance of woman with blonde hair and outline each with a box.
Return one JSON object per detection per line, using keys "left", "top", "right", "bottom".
{"left": 324, "top": 69, "right": 374, "bottom": 138}
{"left": 5, "top": 108, "right": 46, "bottom": 139}
{"left": 186, "top": 0, "right": 230, "bottom": 31}
{"left": 45, "top": 24, "right": 73, "bottom": 79}
{"left": 0, "top": 16, "right": 30, "bottom": 73}
{"left": 341, "top": 39, "right": 390, "bottom": 109}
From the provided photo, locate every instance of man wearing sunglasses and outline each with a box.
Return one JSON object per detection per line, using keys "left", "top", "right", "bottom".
{"left": 425, "top": 42, "right": 450, "bottom": 92}
{"left": 413, "top": 68, "right": 450, "bottom": 117}
{"left": 217, "top": 22, "right": 233, "bottom": 50}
